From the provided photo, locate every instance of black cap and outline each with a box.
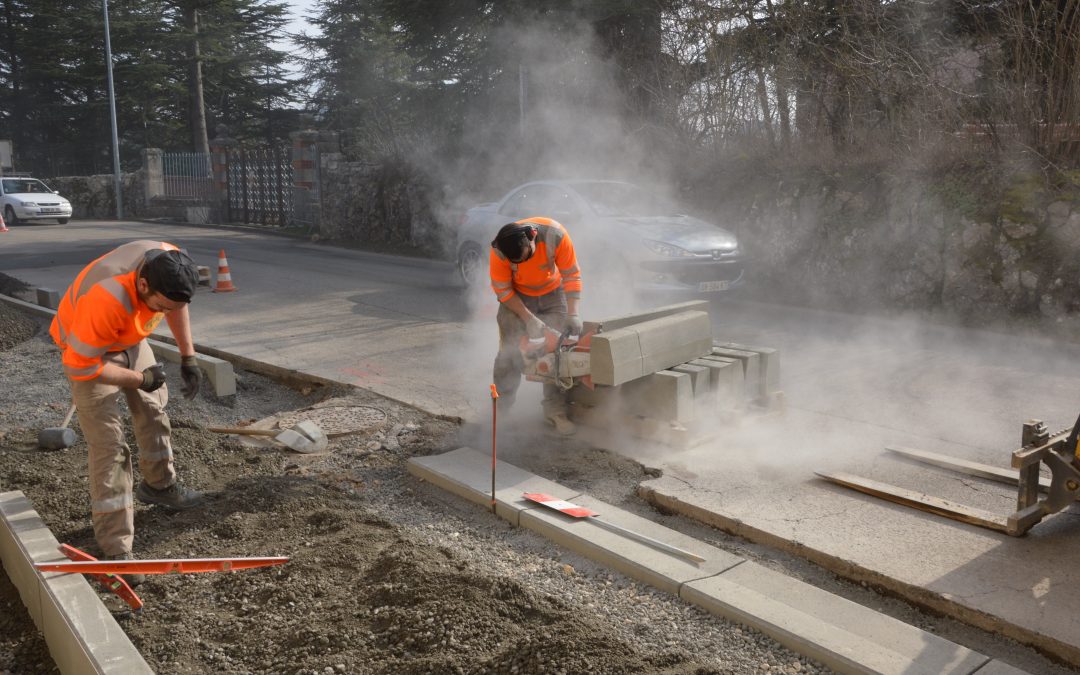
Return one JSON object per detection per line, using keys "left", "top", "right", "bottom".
{"left": 141, "top": 249, "right": 199, "bottom": 303}
{"left": 492, "top": 223, "right": 535, "bottom": 263}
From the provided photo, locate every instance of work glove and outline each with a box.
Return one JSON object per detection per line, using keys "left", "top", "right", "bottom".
{"left": 566, "top": 313, "right": 583, "bottom": 336}
{"left": 525, "top": 315, "right": 548, "bottom": 340}
{"left": 180, "top": 355, "right": 202, "bottom": 400}
{"left": 139, "top": 363, "right": 167, "bottom": 393}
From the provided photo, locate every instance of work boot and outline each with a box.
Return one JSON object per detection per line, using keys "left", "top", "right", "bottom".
{"left": 135, "top": 481, "right": 203, "bottom": 511}
{"left": 545, "top": 413, "right": 576, "bottom": 436}
{"left": 106, "top": 552, "right": 144, "bottom": 587}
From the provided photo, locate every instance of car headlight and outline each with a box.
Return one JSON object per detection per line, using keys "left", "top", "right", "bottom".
{"left": 21, "top": 202, "right": 37, "bottom": 207}
{"left": 642, "top": 239, "right": 696, "bottom": 258}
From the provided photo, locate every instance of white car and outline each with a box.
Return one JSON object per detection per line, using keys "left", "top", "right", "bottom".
{"left": 1, "top": 177, "right": 73, "bottom": 225}
{"left": 454, "top": 180, "right": 745, "bottom": 294}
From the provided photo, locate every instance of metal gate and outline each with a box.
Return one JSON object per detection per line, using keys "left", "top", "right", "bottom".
{"left": 226, "top": 146, "right": 293, "bottom": 226}
{"left": 162, "top": 152, "right": 213, "bottom": 200}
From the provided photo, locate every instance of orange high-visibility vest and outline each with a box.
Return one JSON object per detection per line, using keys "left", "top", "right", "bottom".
{"left": 50, "top": 240, "right": 178, "bottom": 380}
{"left": 489, "top": 217, "right": 582, "bottom": 303}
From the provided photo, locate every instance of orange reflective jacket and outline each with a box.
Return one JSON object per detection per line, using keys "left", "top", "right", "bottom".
{"left": 489, "top": 217, "right": 582, "bottom": 302}
{"left": 50, "top": 240, "right": 178, "bottom": 380}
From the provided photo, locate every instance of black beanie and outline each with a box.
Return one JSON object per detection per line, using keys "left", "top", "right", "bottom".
{"left": 141, "top": 249, "right": 199, "bottom": 303}
{"left": 492, "top": 223, "right": 534, "bottom": 262}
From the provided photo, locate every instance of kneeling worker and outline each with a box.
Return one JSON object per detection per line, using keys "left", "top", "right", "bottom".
{"left": 50, "top": 240, "right": 205, "bottom": 579}
{"left": 490, "top": 216, "right": 583, "bottom": 435}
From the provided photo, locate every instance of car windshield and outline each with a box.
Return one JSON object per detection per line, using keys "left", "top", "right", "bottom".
{"left": 574, "top": 182, "right": 679, "bottom": 217}
{"left": 2, "top": 178, "right": 51, "bottom": 194}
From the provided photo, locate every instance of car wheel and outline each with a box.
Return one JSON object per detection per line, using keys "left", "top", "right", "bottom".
{"left": 4, "top": 206, "right": 17, "bottom": 227}
{"left": 457, "top": 241, "right": 486, "bottom": 287}
{"left": 58, "top": 218, "right": 69, "bottom": 224}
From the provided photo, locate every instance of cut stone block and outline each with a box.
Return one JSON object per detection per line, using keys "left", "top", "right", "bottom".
{"left": 690, "top": 358, "right": 744, "bottom": 410}
{"left": 586, "top": 300, "right": 709, "bottom": 333}
{"left": 715, "top": 341, "right": 779, "bottom": 399}
{"left": 407, "top": 447, "right": 580, "bottom": 525}
{"left": 196, "top": 265, "right": 212, "bottom": 287}
{"left": 589, "top": 327, "right": 643, "bottom": 387}
{"left": 148, "top": 339, "right": 236, "bottom": 397}
{"left": 35, "top": 287, "right": 59, "bottom": 310}
{"left": 620, "top": 370, "right": 694, "bottom": 423}
{"left": 637, "top": 311, "right": 712, "bottom": 376}
{"left": 683, "top": 561, "right": 989, "bottom": 675}
{"left": 709, "top": 347, "right": 760, "bottom": 399}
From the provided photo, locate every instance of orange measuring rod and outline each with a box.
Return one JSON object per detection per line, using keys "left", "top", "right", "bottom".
{"left": 54, "top": 544, "right": 143, "bottom": 611}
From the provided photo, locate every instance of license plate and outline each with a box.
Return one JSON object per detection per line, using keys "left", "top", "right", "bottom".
{"left": 698, "top": 280, "right": 730, "bottom": 292}
{"left": 41, "top": 208, "right": 60, "bottom": 213}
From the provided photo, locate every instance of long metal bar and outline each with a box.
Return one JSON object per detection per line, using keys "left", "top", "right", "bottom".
{"left": 886, "top": 446, "right": 1051, "bottom": 490}
{"left": 35, "top": 556, "right": 289, "bottom": 575}
{"left": 588, "top": 517, "right": 707, "bottom": 563}
{"left": 817, "top": 471, "right": 1010, "bottom": 533}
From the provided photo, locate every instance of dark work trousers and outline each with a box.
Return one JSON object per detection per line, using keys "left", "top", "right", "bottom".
{"left": 493, "top": 288, "right": 569, "bottom": 418}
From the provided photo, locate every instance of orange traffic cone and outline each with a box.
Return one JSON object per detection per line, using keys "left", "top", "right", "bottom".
{"left": 0, "top": 213, "right": 8, "bottom": 233}
{"left": 212, "top": 249, "right": 237, "bottom": 293}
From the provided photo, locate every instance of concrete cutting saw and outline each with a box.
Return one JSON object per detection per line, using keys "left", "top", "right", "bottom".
{"left": 519, "top": 327, "right": 596, "bottom": 391}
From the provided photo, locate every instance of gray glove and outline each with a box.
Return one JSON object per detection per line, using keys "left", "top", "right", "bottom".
{"left": 566, "top": 314, "right": 583, "bottom": 335}
{"left": 140, "top": 363, "right": 167, "bottom": 392}
{"left": 180, "top": 355, "right": 202, "bottom": 400}
{"left": 525, "top": 315, "right": 547, "bottom": 340}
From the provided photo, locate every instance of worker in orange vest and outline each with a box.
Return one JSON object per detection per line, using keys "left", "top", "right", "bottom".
{"left": 50, "top": 240, "right": 205, "bottom": 582}
{"left": 489, "top": 217, "right": 583, "bottom": 435}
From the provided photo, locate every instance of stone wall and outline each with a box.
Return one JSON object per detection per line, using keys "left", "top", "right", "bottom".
{"left": 695, "top": 170, "right": 1080, "bottom": 324}
{"left": 48, "top": 171, "right": 147, "bottom": 220}
{"left": 317, "top": 154, "right": 445, "bottom": 256}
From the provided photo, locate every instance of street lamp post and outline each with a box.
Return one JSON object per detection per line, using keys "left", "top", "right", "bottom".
{"left": 103, "top": 0, "right": 123, "bottom": 219}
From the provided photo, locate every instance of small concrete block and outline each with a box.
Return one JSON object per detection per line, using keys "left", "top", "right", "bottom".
{"left": 671, "top": 364, "right": 709, "bottom": 400}
{"left": 589, "top": 327, "right": 643, "bottom": 386}
{"left": 197, "top": 265, "right": 212, "bottom": 287}
{"left": 147, "top": 339, "right": 236, "bottom": 397}
{"left": 715, "top": 342, "right": 779, "bottom": 398}
{"left": 709, "top": 347, "right": 760, "bottom": 398}
{"left": 593, "top": 300, "right": 709, "bottom": 332}
{"left": 682, "top": 561, "right": 989, "bottom": 675}
{"left": 635, "top": 311, "right": 713, "bottom": 376}
{"left": 519, "top": 493, "right": 743, "bottom": 595}
{"left": 407, "top": 447, "right": 581, "bottom": 525}
{"left": 690, "top": 358, "right": 744, "bottom": 410}
{"left": 35, "top": 287, "right": 60, "bottom": 310}
{"left": 620, "top": 370, "right": 694, "bottom": 423}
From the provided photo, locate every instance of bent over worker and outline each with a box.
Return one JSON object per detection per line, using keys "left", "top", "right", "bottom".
{"left": 490, "top": 216, "right": 583, "bottom": 435}
{"left": 50, "top": 240, "right": 205, "bottom": 575}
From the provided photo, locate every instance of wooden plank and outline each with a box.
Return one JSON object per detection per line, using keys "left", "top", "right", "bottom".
{"left": 815, "top": 472, "right": 1010, "bottom": 533}
{"left": 886, "top": 446, "right": 1051, "bottom": 491}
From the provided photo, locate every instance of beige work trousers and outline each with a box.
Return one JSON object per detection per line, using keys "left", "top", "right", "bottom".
{"left": 69, "top": 340, "right": 176, "bottom": 556}
{"left": 493, "top": 289, "right": 570, "bottom": 419}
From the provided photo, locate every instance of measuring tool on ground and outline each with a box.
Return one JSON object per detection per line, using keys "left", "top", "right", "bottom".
{"left": 523, "top": 493, "right": 706, "bottom": 564}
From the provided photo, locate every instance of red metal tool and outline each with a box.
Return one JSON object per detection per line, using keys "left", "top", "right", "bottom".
{"left": 35, "top": 554, "right": 289, "bottom": 575}
{"left": 52, "top": 544, "right": 143, "bottom": 611}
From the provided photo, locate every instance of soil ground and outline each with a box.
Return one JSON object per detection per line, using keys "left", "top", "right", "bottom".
{"left": 0, "top": 292, "right": 1072, "bottom": 675}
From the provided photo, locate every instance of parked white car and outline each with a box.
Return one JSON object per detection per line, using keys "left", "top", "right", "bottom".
{"left": 1, "top": 177, "right": 73, "bottom": 225}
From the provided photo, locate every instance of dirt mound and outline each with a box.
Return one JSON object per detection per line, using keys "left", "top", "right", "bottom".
{"left": 0, "top": 301, "right": 39, "bottom": 351}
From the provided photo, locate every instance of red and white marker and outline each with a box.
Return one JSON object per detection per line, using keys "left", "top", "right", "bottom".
{"left": 523, "top": 493, "right": 705, "bottom": 563}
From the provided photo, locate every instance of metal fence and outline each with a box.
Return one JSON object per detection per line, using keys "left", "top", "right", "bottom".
{"left": 162, "top": 152, "right": 213, "bottom": 200}
{"left": 226, "top": 146, "right": 293, "bottom": 226}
